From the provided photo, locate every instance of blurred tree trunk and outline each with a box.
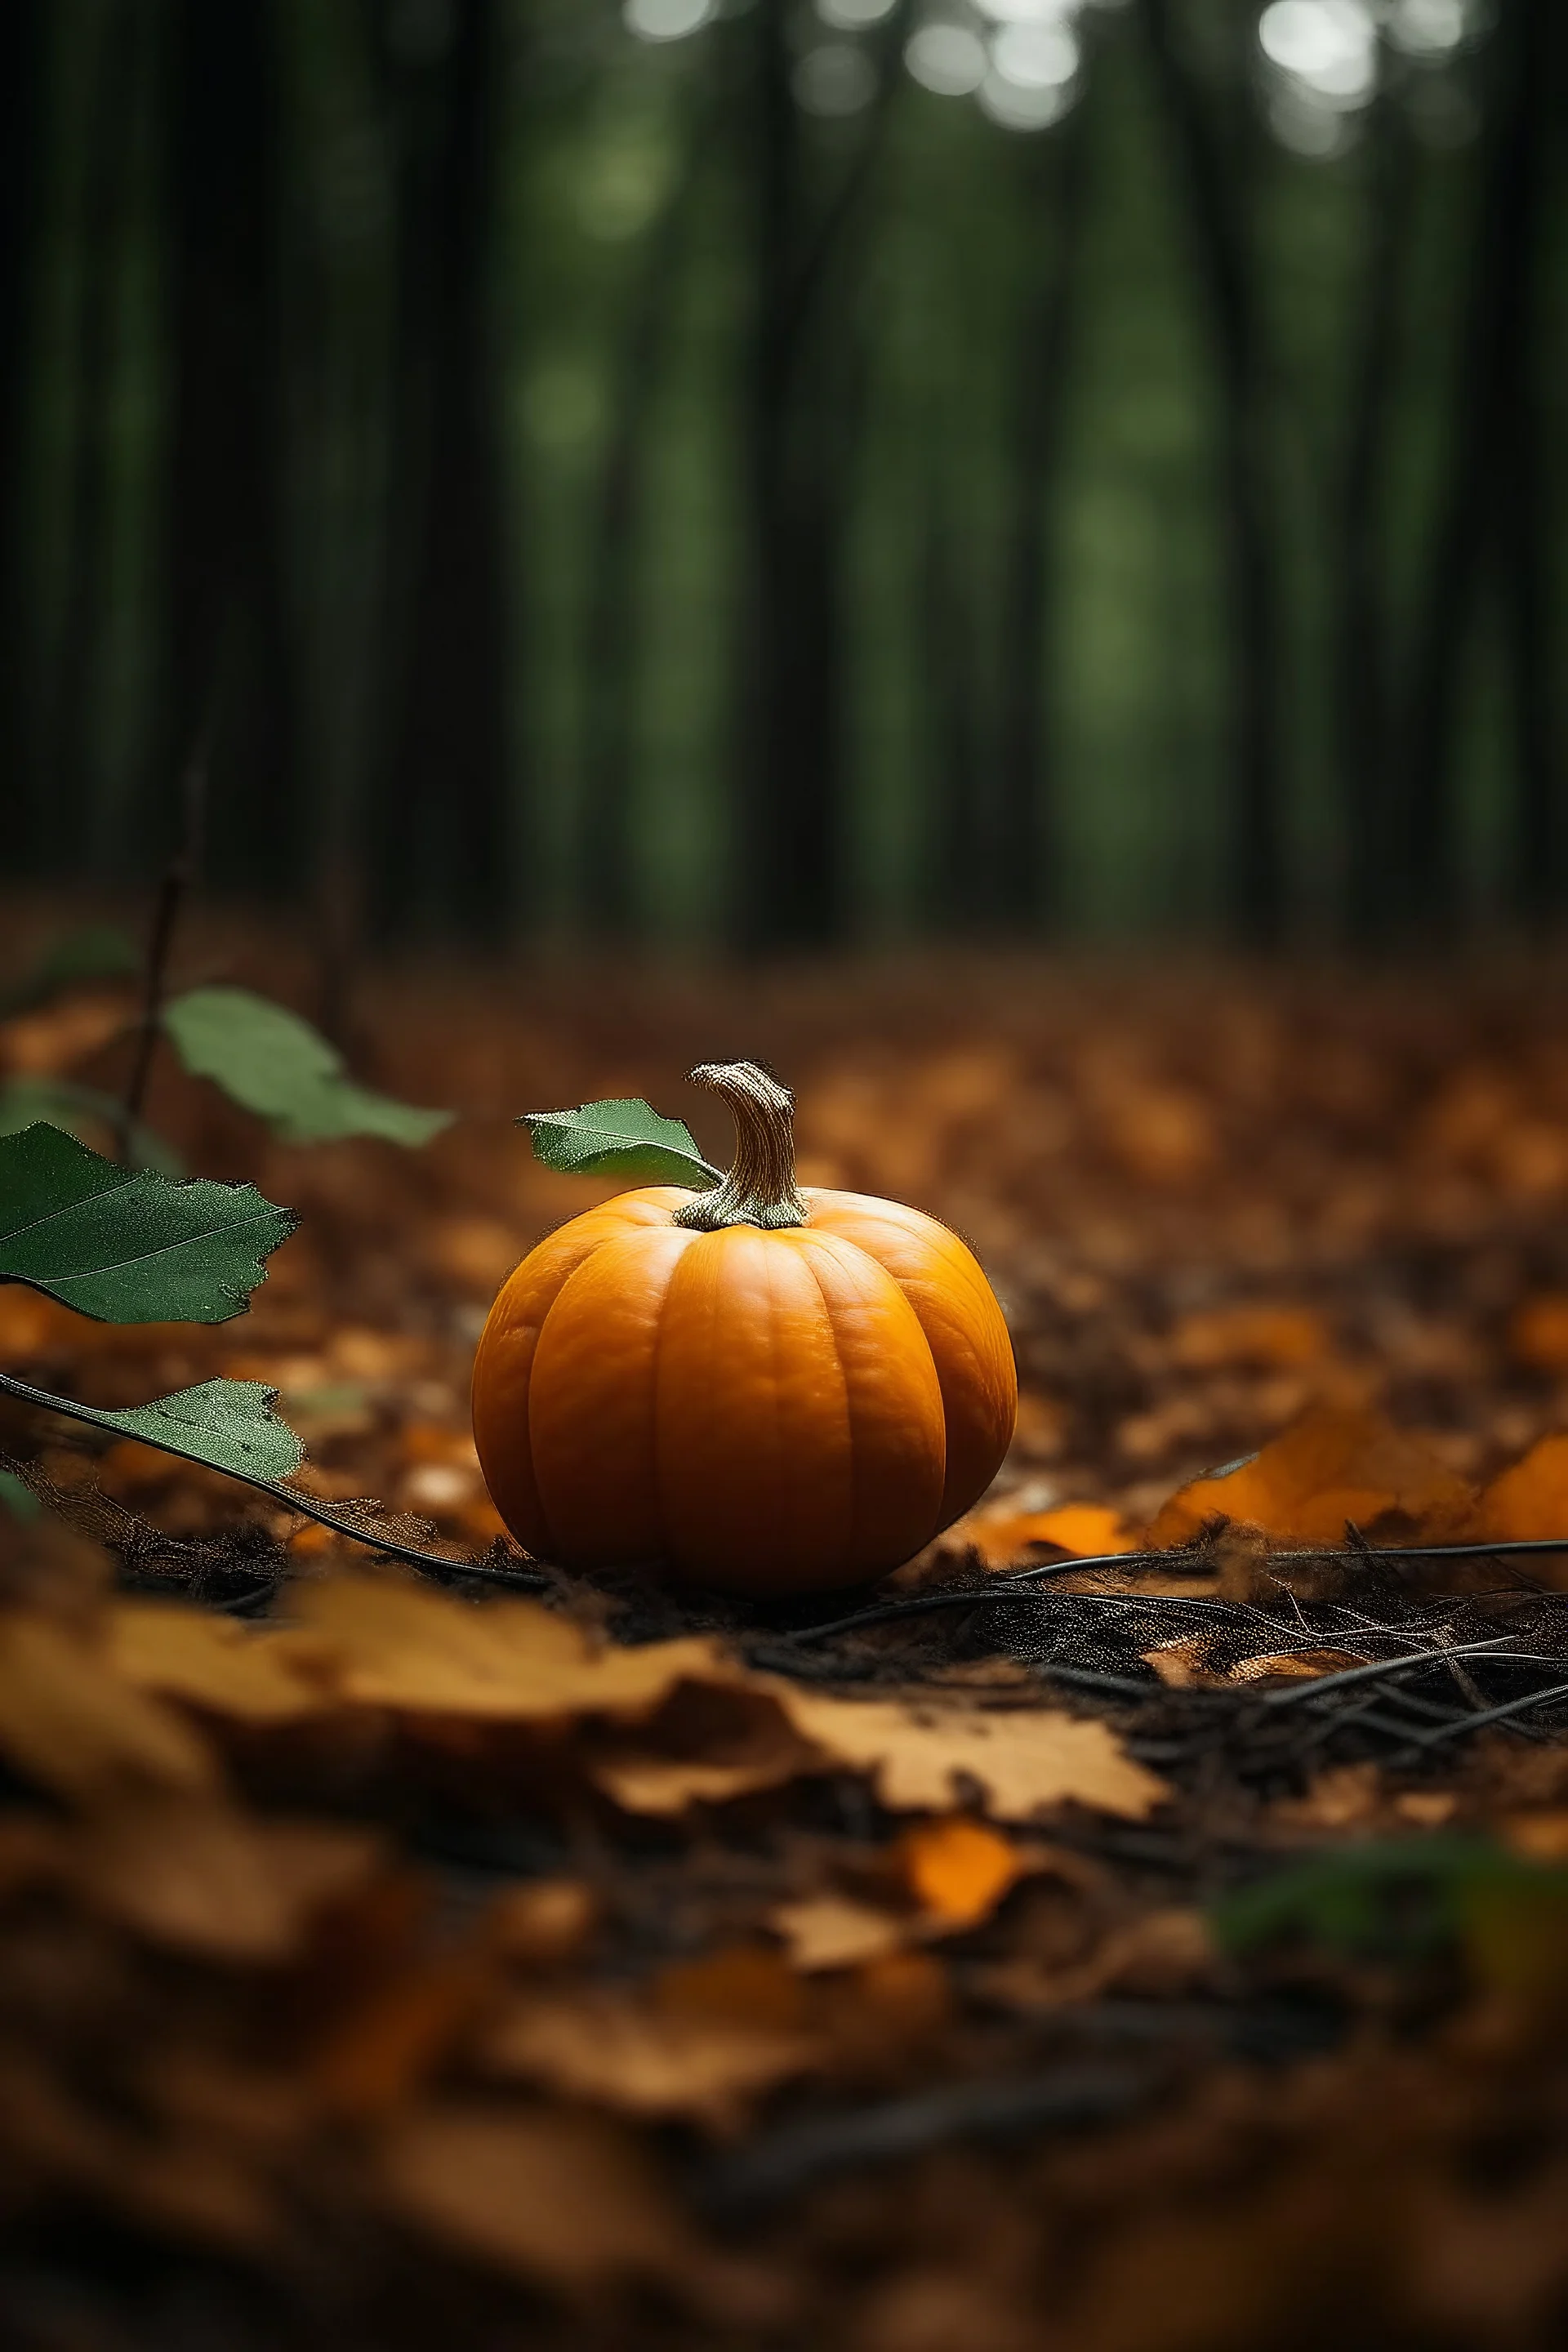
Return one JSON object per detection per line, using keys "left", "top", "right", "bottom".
{"left": 47, "top": 0, "right": 140, "bottom": 859}
{"left": 0, "top": 0, "right": 44, "bottom": 862}
{"left": 580, "top": 92, "right": 710, "bottom": 939}
{"left": 1399, "top": 0, "right": 1553, "bottom": 933}
{"left": 1495, "top": 0, "right": 1561, "bottom": 929}
{"left": 1134, "top": 0, "right": 1284, "bottom": 945}
{"left": 734, "top": 0, "right": 907, "bottom": 952}
{"left": 994, "top": 96, "right": 1094, "bottom": 935}
{"left": 1338, "top": 51, "right": 1412, "bottom": 942}
{"left": 163, "top": 0, "right": 294, "bottom": 889}
{"left": 922, "top": 476, "right": 989, "bottom": 933}
{"left": 373, "top": 0, "right": 510, "bottom": 938}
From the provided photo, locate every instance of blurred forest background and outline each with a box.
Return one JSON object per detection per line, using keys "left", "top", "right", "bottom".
{"left": 0, "top": 0, "right": 1561, "bottom": 954}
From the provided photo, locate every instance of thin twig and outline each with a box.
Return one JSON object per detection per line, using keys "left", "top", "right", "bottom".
{"left": 117, "top": 698, "right": 218, "bottom": 1161}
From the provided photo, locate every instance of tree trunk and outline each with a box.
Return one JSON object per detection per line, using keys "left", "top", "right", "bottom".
{"left": 579, "top": 92, "right": 710, "bottom": 939}
{"left": 0, "top": 0, "right": 44, "bottom": 865}
{"left": 163, "top": 0, "right": 294, "bottom": 892}
{"left": 1134, "top": 0, "right": 1284, "bottom": 945}
{"left": 1338, "top": 56, "right": 1413, "bottom": 942}
{"left": 733, "top": 0, "right": 908, "bottom": 952}
{"left": 46, "top": 0, "right": 140, "bottom": 866}
{"left": 374, "top": 0, "right": 510, "bottom": 938}
{"left": 994, "top": 100, "right": 1094, "bottom": 935}
{"left": 1397, "top": 0, "right": 1551, "bottom": 935}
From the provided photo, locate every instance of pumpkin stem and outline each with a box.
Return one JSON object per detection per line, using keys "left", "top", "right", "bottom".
{"left": 672, "top": 1062, "right": 809, "bottom": 1232}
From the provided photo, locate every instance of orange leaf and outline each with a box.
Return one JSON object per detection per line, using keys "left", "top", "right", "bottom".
{"left": 1146, "top": 1405, "right": 1478, "bottom": 1549}
{"left": 898, "top": 1815, "right": 1022, "bottom": 1925}
{"left": 1478, "top": 1435, "right": 1568, "bottom": 1549}
{"left": 958, "top": 1499, "right": 1140, "bottom": 1570}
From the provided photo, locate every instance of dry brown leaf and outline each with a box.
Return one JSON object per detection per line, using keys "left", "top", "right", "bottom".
{"left": 768, "top": 1894, "right": 910, "bottom": 1971}
{"left": 378, "top": 2104, "right": 712, "bottom": 2292}
{"left": 769, "top": 1685, "right": 1168, "bottom": 1821}
{"left": 482, "top": 1987, "right": 818, "bottom": 2125}
{"left": 898, "top": 1815, "right": 1026, "bottom": 1924}
{"left": 590, "top": 1686, "right": 817, "bottom": 1814}
{"left": 108, "top": 1601, "right": 332, "bottom": 1724}
{"left": 0, "top": 1615, "right": 217, "bottom": 1801}
{"left": 69, "top": 1796, "right": 380, "bottom": 1960}
{"left": 294, "top": 1572, "right": 744, "bottom": 1722}
{"left": 309, "top": 1950, "right": 494, "bottom": 2117}
{"left": 486, "top": 1878, "right": 599, "bottom": 1966}
{"left": 1147, "top": 1404, "right": 1479, "bottom": 1549}
{"left": 979, "top": 1907, "right": 1214, "bottom": 2011}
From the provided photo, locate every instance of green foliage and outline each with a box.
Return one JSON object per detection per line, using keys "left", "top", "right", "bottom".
{"left": 1209, "top": 1838, "right": 1558, "bottom": 1963}
{"left": 522, "top": 1098, "right": 722, "bottom": 1190}
{"left": 0, "top": 1124, "right": 296, "bottom": 1324}
{"left": 0, "top": 926, "right": 139, "bottom": 1018}
{"left": 162, "top": 987, "right": 453, "bottom": 1147}
{"left": 88, "top": 1377, "right": 305, "bottom": 1481}
{"left": 0, "top": 1078, "right": 182, "bottom": 1175}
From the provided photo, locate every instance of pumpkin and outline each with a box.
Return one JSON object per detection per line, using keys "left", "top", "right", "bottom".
{"left": 471, "top": 1062, "right": 1017, "bottom": 1595}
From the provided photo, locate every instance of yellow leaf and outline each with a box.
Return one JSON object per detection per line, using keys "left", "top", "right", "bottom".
{"left": 108, "top": 1601, "right": 332, "bottom": 1724}
{"left": 0, "top": 1615, "right": 216, "bottom": 1802}
{"left": 293, "top": 1572, "right": 744, "bottom": 1722}
{"left": 481, "top": 1989, "right": 817, "bottom": 2127}
{"left": 768, "top": 1686, "right": 1167, "bottom": 1821}
{"left": 767, "top": 1894, "right": 909, "bottom": 1971}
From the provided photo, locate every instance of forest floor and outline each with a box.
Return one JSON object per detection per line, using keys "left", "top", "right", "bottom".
{"left": 10, "top": 915, "right": 1568, "bottom": 2346}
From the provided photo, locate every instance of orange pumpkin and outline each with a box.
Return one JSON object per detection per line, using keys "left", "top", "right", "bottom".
{"left": 471, "top": 1063, "right": 1017, "bottom": 1595}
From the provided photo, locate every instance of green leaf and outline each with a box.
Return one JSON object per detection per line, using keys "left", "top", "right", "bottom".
{"left": 0, "top": 924, "right": 139, "bottom": 1017}
{"left": 0, "top": 1123, "right": 296, "bottom": 1324}
{"left": 1209, "top": 1837, "right": 1535, "bottom": 1962}
{"left": 90, "top": 1378, "right": 305, "bottom": 1481}
{"left": 163, "top": 986, "right": 452, "bottom": 1147}
{"left": 0, "top": 1078, "right": 183, "bottom": 1175}
{"left": 522, "top": 1098, "right": 722, "bottom": 1189}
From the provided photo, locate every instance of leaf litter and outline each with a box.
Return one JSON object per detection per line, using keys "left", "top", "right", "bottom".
{"left": 16, "top": 937, "right": 1568, "bottom": 2341}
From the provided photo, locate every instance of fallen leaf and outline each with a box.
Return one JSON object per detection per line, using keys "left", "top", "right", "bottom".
{"left": 768, "top": 1894, "right": 910, "bottom": 1971}
{"left": 590, "top": 1684, "right": 817, "bottom": 1815}
{"left": 769, "top": 1686, "right": 1168, "bottom": 1821}
{"left": 1147, "top": 1405, "right": 1479, "bottom": 1548}
{"left": 957, "top": 1499, "right": 1141, "bottom": 1570}
{"left": 654, "top": 1944, "right": 810, "bottom": 2033}
{"left": 310, "top": 1950, "right": 493, "bottom": 2116}
{"left": 898, "top": 1815, "right": 1024, "bottom": 1925}
{"left": 379, "top": 2104, "right": 710, "bottom": 2292}
{"left": 482, "top": 1988, "right": 818, "bottom": 2126}
{"left": 487, "top": 1878, "right": 599, "bottom": 1966}
{"left": 1478, "top": 1434, "right": 1568, "bottom": 1548}
{"left": 109, "top": 1601, "right": 331, "bottom": 1724}
{"left": 0, "top": 1615, "right": 217, "bottom": 1801}
{"left": 294, "top": 1572, "right": 745, "bottom": 1722}
{"left": 69, "top": 1796, "right": 379, "bottom": 1960}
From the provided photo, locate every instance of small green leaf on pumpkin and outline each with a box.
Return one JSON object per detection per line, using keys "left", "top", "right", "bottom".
{"left": 163, "top": 986, "right": 453, "bottom": 1147}
{"left": 0, "top": 1124, "right": 296, "bottom": 1324}
{"left": 521, "top": 1098, "right": 722, "bottom": 1190}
